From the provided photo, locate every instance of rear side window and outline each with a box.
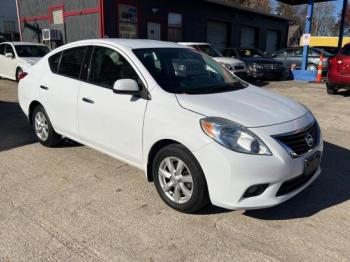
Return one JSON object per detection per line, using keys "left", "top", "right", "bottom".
{"left": 48, "top": 52, "right": 62, "bottom": 73}
{"left": 88, "top": 46, "right": 139, "bottom": 89}
{"left": 341, "top": 45, "right": 350, "bottom": 56}
{"left": 58, "top": 47, "right": 87, "bottom": 79}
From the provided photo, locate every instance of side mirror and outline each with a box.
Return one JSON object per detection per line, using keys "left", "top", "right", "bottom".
{"left": 113, "top": 79, "right": 140, "bottom": 95}
{"left": 5, "top": 53, "right": 14, "bottom": 58}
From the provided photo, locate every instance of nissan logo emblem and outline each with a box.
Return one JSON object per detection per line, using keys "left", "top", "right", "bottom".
{"left": 305, "top": 133, "right": 314, "bottom": 148}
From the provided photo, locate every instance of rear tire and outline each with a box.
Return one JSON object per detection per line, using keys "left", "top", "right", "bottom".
{"left": 326, "top": 83, "right": 338, "bottom": 95}
{"left": 32, "top": 105, "right": 61, "bottom": 147}
{"left": 152, "top": 144, "right": 209, "bottom": 213}
{"left": 16, "top": 68, "right": 23, "bottom": 82}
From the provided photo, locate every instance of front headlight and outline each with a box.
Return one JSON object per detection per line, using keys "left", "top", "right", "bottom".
{"left": 200, "top": 117, "right": 272, "bottom": 155}
{"left": 249, "top": 63, "right": 263, "bottom": 69}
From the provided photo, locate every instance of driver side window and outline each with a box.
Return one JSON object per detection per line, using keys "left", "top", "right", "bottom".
{"left": 88, "top": 46, "right": 139, "bottom": 89}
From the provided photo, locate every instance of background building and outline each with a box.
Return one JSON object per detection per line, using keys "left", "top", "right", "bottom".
{"left": 0, "top": 0, "right": 19, "bottom": 42}
{"left": 17, "top": 0, "right": 289, "bottom": 52}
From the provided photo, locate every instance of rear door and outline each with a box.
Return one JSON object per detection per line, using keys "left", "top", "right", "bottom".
{"left": 78, "top": 45, "right": 148, "bottom": 164}
{"left": 39, "top": 46, "right": 88, "bottom": 138}
{"left": 285, "top": 48, "right": 300, "bottom": 69}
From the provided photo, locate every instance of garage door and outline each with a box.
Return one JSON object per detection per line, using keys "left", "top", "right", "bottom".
{"left": 207, "top": 21, "right": 227, "bottom": 51}
{"left": 266, "top": 30, "right": 278, "bottom": 52}
{"left": 240, "top": 26, "right": 256, "bottom": 48}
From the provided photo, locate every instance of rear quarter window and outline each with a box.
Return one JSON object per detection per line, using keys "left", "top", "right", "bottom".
{"left": 48, "top": 52, "right": 62, "bottom": 73}
{"left": 57, "top": 47, "right": 87, "bottom": 79}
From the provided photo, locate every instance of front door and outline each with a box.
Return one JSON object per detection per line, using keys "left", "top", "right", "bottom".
{"left": 147, "top": 22, "right": 161, "bottom": 40}
{"left": 4, "top": 44, "right": 17, "bottom": 79}
{"left": 0, "top": 44, "right": 6, "bottom": 77}
{"left": 78, "top": 46, "right": 148, "bottom": 165}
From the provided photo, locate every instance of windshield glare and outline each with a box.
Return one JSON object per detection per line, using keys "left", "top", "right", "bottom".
{"left": 237, "top": 48, "right": 265, "bottom": 58}
{"left": 15, "top": 45, "right": 50, "bottom": 57}
{"left": 133, "top": 48, "right": 246, "bottom": 94}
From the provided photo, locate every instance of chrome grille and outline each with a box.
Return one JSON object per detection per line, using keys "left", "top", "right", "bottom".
{"left": 262, "top": 63, "right": 284, "bottom": 70}
{"left": 274, "top": 122, "right": 320, "bottom": 157}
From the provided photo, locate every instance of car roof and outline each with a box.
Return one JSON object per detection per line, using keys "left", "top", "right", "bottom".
{"left": 2, "top": 41, "right": 47, "bottom": 46}
{"left": 62, "top": 39, "right": 185, "bottom": 50}
{"left": 178, "top": 42, "right": 210, "bottom": 46}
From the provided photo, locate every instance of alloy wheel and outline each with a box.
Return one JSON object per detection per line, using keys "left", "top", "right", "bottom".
{"left": 34, "top": 111, "right": 49, "bottom": 141}
{"left": 158, "top": 157, "right": 193, "bottom": 204}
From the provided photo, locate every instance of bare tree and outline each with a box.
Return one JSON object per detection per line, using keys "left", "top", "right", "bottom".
{"left": 312, "top": 2, "right": 337, "bottom": 36}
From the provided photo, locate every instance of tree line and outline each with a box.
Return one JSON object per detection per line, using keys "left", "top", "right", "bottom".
{"left": 218, "top": 0, "right": 341, "bottom": 38}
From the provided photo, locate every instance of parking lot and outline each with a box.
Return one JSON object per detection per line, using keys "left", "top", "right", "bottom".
{"left": 1, "top": 79, "right": 350, "bottom": 261}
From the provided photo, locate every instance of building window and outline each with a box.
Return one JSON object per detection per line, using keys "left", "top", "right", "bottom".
{"left": 3, "top": 20, "right": 16, "bottom": 33}
{"left": 51, "top": 9, "right": 64, "bottom": 25}
{"left": 118, "top": 4, "right": 138, "bottom": 39}
{"left": 168, "top": 13, "right": 182, "bottom": 42}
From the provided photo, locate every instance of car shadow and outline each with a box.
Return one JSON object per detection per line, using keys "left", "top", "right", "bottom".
{"left": 244, "top": 141, "right": 350, "bottom": 220}
{"left": 0, "top": 101, "right": 81, "bottom": 152}
{"left": 0, "top": 101, "right": 37, "bottom": 152}
{"left": 337, "top": 89, "right": 350, "bottom": 97}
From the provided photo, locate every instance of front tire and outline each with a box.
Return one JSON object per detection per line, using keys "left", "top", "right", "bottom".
{"left": 152, "top": 144, "right": 209, "bottom": 213}
{"left": 32, "top": 105, "right": 61, "bottom": 147}
{"left": 326, "top": 83, "right": 338, "bottom": 95}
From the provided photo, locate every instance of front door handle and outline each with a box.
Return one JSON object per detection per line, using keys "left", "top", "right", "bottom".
{"left": 82, "top": 97, "right": 95, "bottom": 104}
{"left": 40, "top": 85, "right": 49, "bottom": 90}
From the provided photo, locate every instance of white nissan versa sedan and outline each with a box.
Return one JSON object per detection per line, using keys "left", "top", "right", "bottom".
{"left": 18, "top": 39, "right": 323, "bottom": 213}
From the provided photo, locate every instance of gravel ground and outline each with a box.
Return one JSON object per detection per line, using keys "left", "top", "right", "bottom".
{"left": 0, "top": 79, "right": 349, "bottom": 262}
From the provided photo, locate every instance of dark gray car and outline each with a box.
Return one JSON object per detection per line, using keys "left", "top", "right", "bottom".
{"left": 223, "top": 47, "right": 287, "bottom": 80}
{"left": 271, "top": 47, "right": 331, "bottom": 74}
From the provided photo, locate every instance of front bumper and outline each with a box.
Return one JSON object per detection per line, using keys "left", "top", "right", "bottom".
{"left": 247, "top": 68, "right": 286, "bottom": 79}
{"left": 192, "top": 112, "right": 323, "bottom": 210}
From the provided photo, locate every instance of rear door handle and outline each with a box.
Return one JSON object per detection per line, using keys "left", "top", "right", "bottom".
{"left": 82, "top": 97, "right": 95, "bottom": 104}
{"left": 40, "top": 85, "right": 49, "bottom": 90}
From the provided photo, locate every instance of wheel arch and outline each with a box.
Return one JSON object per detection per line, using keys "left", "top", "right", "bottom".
{"left": 146, "top": 139, "right": 183, "bottom": 182}
{"left": 28, "top": 100, "right": 42, "bottom": 125}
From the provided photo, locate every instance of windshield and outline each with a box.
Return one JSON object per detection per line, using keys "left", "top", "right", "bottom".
{"left": 194, "top": 45, "right": 223, "bottom": 57}
{"left": 15, "top": 45, "right": 50, "bottom": 57}
{"left": 133, "top": 48, "right": 247, "bottom": 94}
{"left": 236, "top": 48, "right": 265, "bottom": 58}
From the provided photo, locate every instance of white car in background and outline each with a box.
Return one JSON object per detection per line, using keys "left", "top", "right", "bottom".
{"left": 18, "top": 39, "right": 322, "bottom": 213}
{"left": 178, "top": 42, "right": 247, "bottom": 76}
{"left": 0, "top": 42, "right": 50, "bottom": 81}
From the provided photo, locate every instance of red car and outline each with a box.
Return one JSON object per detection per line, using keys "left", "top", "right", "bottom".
{"left": 327, "top": 43, "right": 350, "bottom": 94}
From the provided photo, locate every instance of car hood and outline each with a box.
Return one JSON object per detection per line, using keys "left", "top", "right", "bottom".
{"left": 176, "top": 86, "right": 308, "bottom": 128}
{"left": 241, "top": 57, "right": 283, "bottom": 64}
{"left": 19, "top": 57, "right": 41, "bottom": 65}
{"left": 213, "top": 57, "right": 243, "bottom": 65}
